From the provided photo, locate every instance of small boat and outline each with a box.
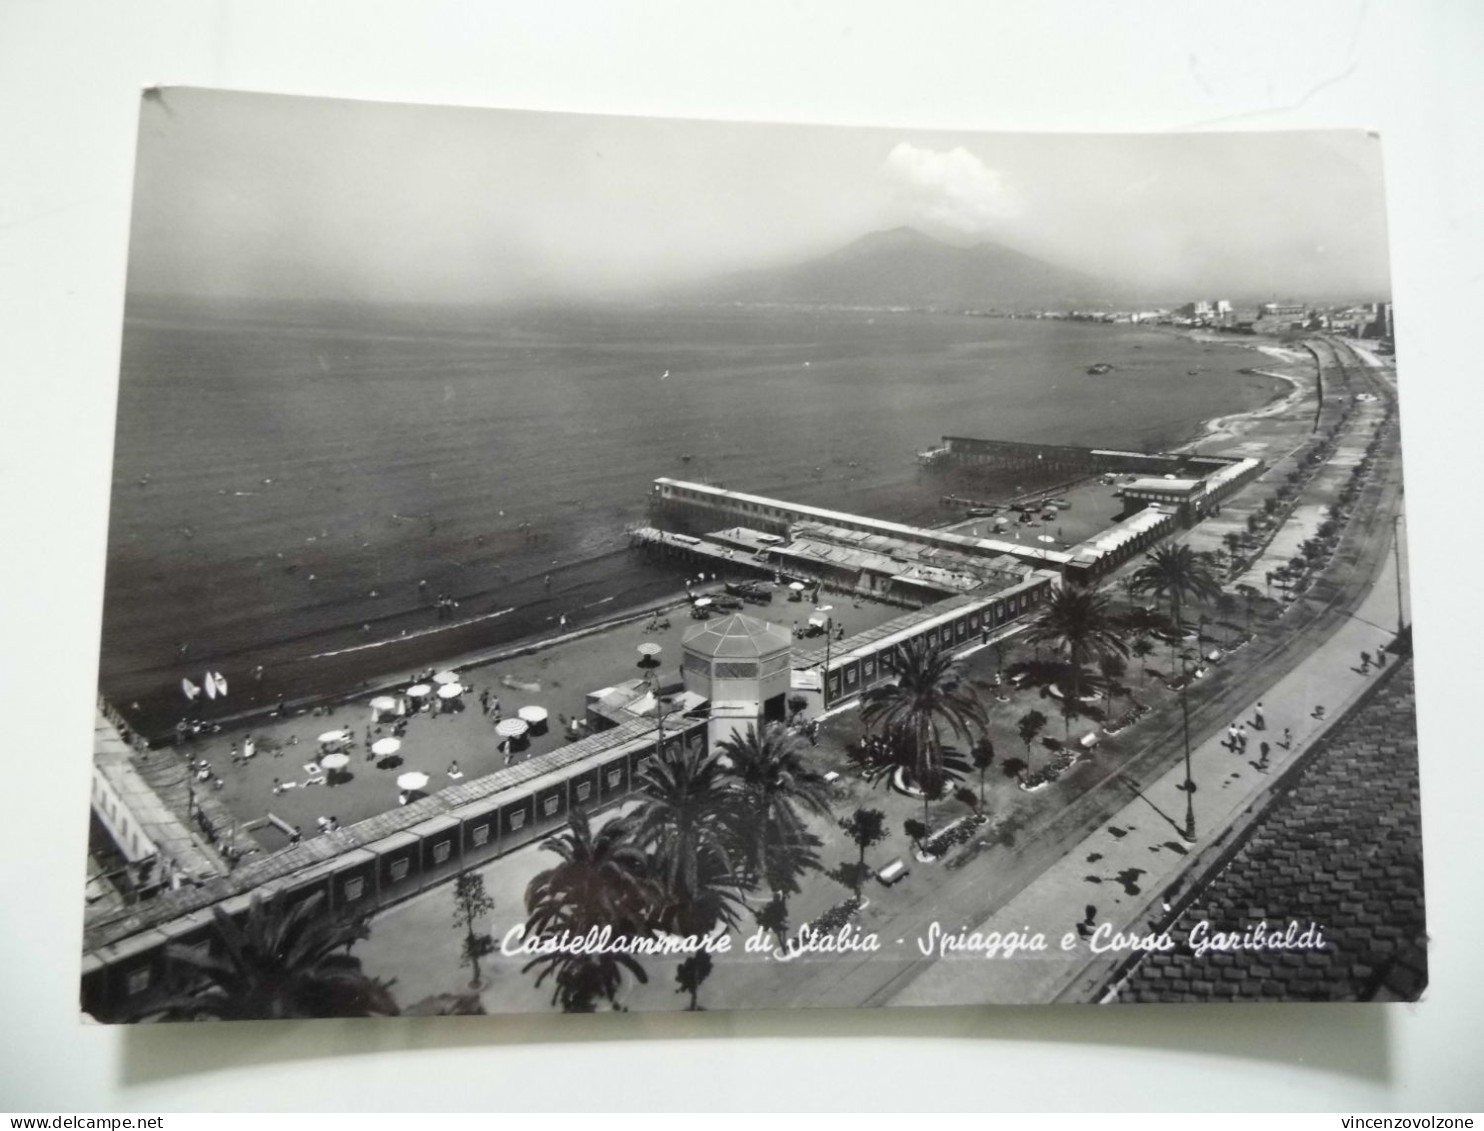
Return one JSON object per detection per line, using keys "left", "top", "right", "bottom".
{"left": 1087, "top": 362, "right": 1113, "bottom": 375}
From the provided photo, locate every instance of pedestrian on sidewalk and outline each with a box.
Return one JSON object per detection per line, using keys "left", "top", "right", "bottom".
{"left": 1226, "top": 723, "right": 1238, "bottom": 750}
{"left": 1376, "top": 646, "right": 1388, "bottom": 669}
{"left": 1281, "top": 726, "right": 1293, "bottom": 749}
{"left": 1313, "top": 704, "right": 1326, "bottom": 720}
{"left": 1258, "top": 741, "right": 1271, "bottom": 769}
{"left": 1253, "top": 701, "right": 1265, "bottom": 730}
{"left": 1237, "top": 723, "right": 1249, "bottom": 752}
{"left": 1359, "top": 650, "right": 1371, "bottom": 673}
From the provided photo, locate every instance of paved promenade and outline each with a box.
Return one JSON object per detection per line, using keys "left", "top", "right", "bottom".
{"left": 1111, "top": 660, "right": 1424, "bottom": 1003}
{"left": 889, "top": 545, "right": 1405, "bottom": 1006}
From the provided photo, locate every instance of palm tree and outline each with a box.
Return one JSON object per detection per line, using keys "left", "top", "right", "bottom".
{"left": 523, "top": 809, "right": 658, "bottom": 1013}
{"left": 846, "top": 725, "right": 971, "bottom": 824}
{"left": 1016, "top": 708, "right": 1048, "bottom": 773}
{"left": 150, "top": 891, "right": 398, "bottom": 1020}
{"left": 1129, "top": 544, "right": 1223, "bottom": 671}
{"left": 634, "top": 744, "right": 747, "bottom": 1012}
{"left": 999, "top": 757, "right": 1029, "bottom": 786}
{"left": 861, "top": 637, "right": 988, "bottom": 825}
{"left": 1022, "top": 585, "right": 1126, "bottom": 740}
{"left": 716, "top": 723, "right": 830, "bottom": 898}
{"left": 634, "top": 744, "right": 745, "bottom": 939}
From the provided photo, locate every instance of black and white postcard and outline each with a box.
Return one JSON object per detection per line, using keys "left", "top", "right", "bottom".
{"left": 82, "top": 88, "right": 1422, "bottom": 1020}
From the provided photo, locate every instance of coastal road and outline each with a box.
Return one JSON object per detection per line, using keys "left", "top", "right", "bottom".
{"left": 692, "top": 338, "right": 1407, "bottom": 1011}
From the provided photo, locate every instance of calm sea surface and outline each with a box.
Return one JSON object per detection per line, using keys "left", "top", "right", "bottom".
{"left": 102, "top": 297, "right": 1285, "bottom": 733}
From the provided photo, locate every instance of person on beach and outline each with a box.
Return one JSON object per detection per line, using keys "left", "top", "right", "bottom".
{"left": 448, "top": 761, "right": 462, "bottom": 779}
{"left": 398, "top": 791, "right": 409, "bottom": 807}
{"left": 243, "top": 735, "right": 255, "bottom": 760}
{"left": 480, "top": 689, "right": 490, "bottom": 713}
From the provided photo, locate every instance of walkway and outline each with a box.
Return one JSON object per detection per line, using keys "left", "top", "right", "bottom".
{"left": 888, "top": 539, "right": 1406, "bottom": 1006}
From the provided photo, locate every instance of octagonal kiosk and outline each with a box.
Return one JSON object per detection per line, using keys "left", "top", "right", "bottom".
{"left": 681, "top": 613, "right": 794, "bottom": 750}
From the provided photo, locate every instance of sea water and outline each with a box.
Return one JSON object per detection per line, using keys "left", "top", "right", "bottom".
{"left": 101, "top": 296, "right": 1286, "bottom": 733}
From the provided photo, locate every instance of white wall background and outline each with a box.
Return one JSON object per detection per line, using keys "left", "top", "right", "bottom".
{"left": 1, "top": 0, "right": 1480, "bottom": 1112}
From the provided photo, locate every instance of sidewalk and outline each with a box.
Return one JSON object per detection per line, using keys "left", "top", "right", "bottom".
{"left": 887, "top": 542, "right": 1405, "bottom": 1006}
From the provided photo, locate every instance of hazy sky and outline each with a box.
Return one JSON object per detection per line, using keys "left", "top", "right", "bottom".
{"left": 126, "top": 87, "right": 1392, "bottom": 304}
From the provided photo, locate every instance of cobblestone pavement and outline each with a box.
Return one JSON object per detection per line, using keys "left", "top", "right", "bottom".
{"left": 1112, "top": 660, "right": 1425, "bottom": 1002}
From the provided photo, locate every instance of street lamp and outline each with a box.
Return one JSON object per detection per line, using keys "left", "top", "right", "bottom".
{"left": 1176, "top": 646, "right": 1196, "bottom": 841}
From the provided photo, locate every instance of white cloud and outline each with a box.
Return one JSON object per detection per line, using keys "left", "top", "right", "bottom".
{"left": 881, "top": 142, "right": 1019, "bottom": 237}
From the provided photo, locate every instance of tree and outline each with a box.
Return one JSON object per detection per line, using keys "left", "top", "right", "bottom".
{"left": 1016, "top": 708, "right": 1048, "bottom": 773}
{"left": 903, "top": 818, "right": 929, "bottom": 854}
{"left": 1131, "top": 637, "right": 1155, "bottom": 683}
{"left": 970, "top": 736, "right": 996, "bottom": 808}
{"left": 1021, "top": 585, "right": 1129, "bottom": 743}
{"left": 1223, "top": 530, "right": 1243, "bottom": 567}
{"left": 861, "top": 637, "right": 988, "bottom": 825}
{"left": 451, "top": 871, "right": 495, "bottom": 989}
{"left": 675, "top": 952, "right": 713, "bottom": 1011}
{"left": 753, "top": 892, "right": 790, "bottom": 951}
{"left": 1000, "top": 756, "right": 1029, "bottom": 785}
{"left": 1235, "top": 584, "right": 1262, "bottom": 633}
{"left": 1024, "top": 585, "right": 1128, "bottom": 673}
{"left": 1098, "top": 653, "right": 1127, "bottom": 712}
{"left": 716, "top": 723, "right": 830, "bottom": 898}
{"left": 835, "top": 807, "right": 888, "bottom": 897}
{"left": 1129, "top": 544, "right": 1223, "bottom": 671}
{"left": 846, "top": 725, "right": 971, "bottom": 824}
{"left": 523, "top": 809, "right": 657, "bottom": 1013}
{"left": 150, "top": 891, "right": 398, "bottom": 1020}
{"left": 634, "top": 744, "right": 745, "bottom": 939}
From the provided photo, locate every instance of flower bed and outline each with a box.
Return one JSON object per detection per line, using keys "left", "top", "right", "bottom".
{"left": 918, "top": 812, "right": 988, "bottom": 860}
{"left": 810, "top": 895, "right": 864, "bottom": 934}
{"left": 1103, "top": 703, "right": 1151, "bottom": 735}
{"left": 1019, "top": 746, "right": 1077, "bottom": 790}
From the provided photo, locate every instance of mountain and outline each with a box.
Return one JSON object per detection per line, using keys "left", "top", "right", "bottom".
{"left": 683, "top": 227, "right": 1121, "bottom": 311}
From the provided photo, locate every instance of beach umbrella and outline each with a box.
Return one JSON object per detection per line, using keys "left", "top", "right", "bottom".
{"left": 406, "top": 683, "right": 432, "bottom": 697}
{"left": 369, "top": 695, "right": 398, "bottom": 712}
{"left": 432, "top": 670, "right": 460, "bottom": 685}
{"left": 371, "top": 737, "right": 401, "bottom": 756}
{"left": 437, "top": 683, "right": 464, "bottom": 699}
{"left": 203, "top": 672, "right": 217, "bottom": 700}
{"left": 1037, "top": 535, "right": 1057, "bottom": 543}
{"left": 694, "top": 597, "right": 712, "bottom": 607}
{"left": 397, "top": 771, "right": 430, "bottom": 791}
{"left": 181, "top": 678, "right": 201, "bottom": 701}
{"left": 518, "top": 705, "right": 548, "bottom": 724}
{"left": 636, "top": 642, "right": 662, "bottom": 657}
{"left": 318, "top": 730, "right": 348, "bottom": 744}
{"left": 788, "top": 582, "right": 806, "bottom": 591}
{"left": 319, "top": 752, "right": 350, "bottom": 771}
{"left": 495, "top": 718, "right": 529, "bottom": 738}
